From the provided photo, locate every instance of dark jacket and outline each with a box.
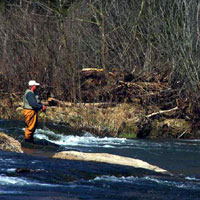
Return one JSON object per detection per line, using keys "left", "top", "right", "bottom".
{"left": 23, "top": 89, "right": 43, "bottom": 112}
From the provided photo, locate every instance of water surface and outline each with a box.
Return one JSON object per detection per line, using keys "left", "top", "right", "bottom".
{"left": 0, "top": 119, "right": 200, "bottom": 199}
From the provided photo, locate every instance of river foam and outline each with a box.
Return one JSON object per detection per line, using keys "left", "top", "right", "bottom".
{"left": 34, "top": 128, "right": 128, "bottom": 148}
{"left": 92, "top": 175, "right": 200, "bottom": 190}
{"left": 0, "top": 174, "right": 64, "bottom": 187}
{"left": 0, "top": 175, "right": 31, "bottom": 186}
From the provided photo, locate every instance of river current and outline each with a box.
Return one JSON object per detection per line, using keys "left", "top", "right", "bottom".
{"left": 0, "top": 119, "right": 200, "bottom": 200}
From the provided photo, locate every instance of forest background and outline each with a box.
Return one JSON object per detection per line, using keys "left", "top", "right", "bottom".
{"left": 0, "top": 0, "right": 200, "bottom": 138}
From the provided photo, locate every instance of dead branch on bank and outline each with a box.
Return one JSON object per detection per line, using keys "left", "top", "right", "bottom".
{"left": 146, "top": 106, "right": 179, "bottom": 118}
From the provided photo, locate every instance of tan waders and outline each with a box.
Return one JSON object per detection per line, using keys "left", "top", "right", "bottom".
{"left": 23, "top": 109, "right": 38, "bottom": 142}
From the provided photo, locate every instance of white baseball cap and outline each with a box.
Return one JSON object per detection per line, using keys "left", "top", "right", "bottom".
{"left": 28, "top": 80, "right": 40, "bottom": 86}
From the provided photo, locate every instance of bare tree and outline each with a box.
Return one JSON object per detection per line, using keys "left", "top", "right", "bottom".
{"left": 0, "top": 0, "right": 200, "bottom": 103}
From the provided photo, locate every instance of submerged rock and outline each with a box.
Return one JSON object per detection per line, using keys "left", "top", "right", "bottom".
{"left": 53, "top": 151, "right": 170, "bottom": 174}
{"left": 0, "top": 132, "right": 23, "bottom": 153}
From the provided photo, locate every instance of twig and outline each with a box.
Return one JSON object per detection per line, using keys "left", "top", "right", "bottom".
{"left": 177, "top": 130, "right": 187, "bottom": 139}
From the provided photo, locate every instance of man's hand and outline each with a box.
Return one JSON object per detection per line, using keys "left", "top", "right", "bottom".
{"left": 42, "top": 105, "right": 46, "bottom": 112}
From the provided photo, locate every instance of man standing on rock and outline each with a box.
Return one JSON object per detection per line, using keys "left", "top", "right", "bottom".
{"left": 23, "top": 80, "right": 46, "bottom": 143}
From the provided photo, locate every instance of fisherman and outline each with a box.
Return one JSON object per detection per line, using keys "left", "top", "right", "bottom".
{"left": 23, "top": 80, "right": 46, "bottom": 143}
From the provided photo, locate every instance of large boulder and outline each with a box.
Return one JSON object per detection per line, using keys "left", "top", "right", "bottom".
{"left": 0, "top": 132, "right": 23, "bottom": 153}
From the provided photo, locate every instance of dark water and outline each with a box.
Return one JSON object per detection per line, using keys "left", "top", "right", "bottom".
{"left": 0, "top": 119, "right": 200, "bottom": 200}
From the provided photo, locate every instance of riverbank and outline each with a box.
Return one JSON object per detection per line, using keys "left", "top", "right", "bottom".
{"left": 0, "top": 97, "right": 198, "bottom": 139}
{"left": 1, "top": 67, "right": 200, "bottom": 139}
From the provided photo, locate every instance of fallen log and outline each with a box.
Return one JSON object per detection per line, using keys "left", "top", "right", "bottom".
{"left": 82, "top": 68, "right": 115, "bottom": 77}
{"left": 47, "top": 97, "right": 116, "bottom": 108}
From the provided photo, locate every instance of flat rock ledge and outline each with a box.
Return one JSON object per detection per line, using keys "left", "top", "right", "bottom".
{"left": 0, "top": 132, "right": 23, "bottom": 153}
{"left": 53, "top": 151, "right": 169, "bottom": 174}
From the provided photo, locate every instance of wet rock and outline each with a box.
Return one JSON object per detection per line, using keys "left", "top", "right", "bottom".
{"left": 0, "top": 132, "right": 23, "bottom": 153}
{"left": 16, "top": 168, "right": 35, "bottom": 173}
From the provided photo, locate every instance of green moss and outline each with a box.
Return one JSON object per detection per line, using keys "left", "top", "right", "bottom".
{"left": 118, "top": 132, "right": 137, "bottom": 139}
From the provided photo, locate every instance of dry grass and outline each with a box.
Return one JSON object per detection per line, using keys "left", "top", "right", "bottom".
{"left": 55, "top": 103, "right": 145, "bottom": 137}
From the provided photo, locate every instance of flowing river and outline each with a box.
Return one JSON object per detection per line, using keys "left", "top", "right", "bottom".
{"left": 0, "top": 119, "right": 200, "bottom": 200}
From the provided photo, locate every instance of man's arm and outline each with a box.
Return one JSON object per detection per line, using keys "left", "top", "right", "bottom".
{"left": 26, "top": 92, "right": 43, "bottom": 111}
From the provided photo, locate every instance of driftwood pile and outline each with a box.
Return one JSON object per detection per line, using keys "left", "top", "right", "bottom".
{"left": 48, "top": 68, "right": 197, "bottom": 120}
{"left": 80, "top": 68, "right": 178, "bottom": 109}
